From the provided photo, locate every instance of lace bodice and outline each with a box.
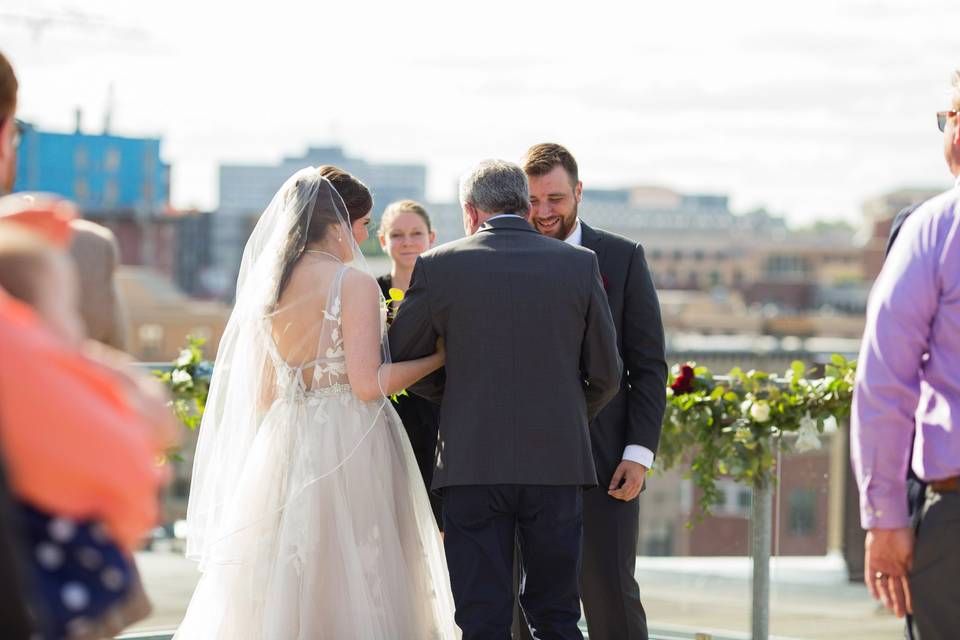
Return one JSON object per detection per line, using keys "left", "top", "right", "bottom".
{"left": 263, "top": 266, "right": 351, "bottom": 402}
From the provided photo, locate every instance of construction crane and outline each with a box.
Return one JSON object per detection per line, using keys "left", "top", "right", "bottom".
{"left": 0, "top": 7, "right": 147, "bottom": 43}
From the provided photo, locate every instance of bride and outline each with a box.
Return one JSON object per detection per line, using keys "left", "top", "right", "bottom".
{"left": 174, "top": 166, "right": 457, "bottom": 639}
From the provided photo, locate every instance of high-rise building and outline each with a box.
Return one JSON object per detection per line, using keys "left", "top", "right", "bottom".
{"left": 210, "top": 146, "right": 427, "bottom": 299}
{"left": 14, "top": 115, "right": 170, "bottom": 215}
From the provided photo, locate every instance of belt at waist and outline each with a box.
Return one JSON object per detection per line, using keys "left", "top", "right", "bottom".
{"left": 929, "top": 476, "right": 959, "bottom": 493}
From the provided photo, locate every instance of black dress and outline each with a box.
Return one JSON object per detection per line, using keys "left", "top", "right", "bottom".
{"left": 378, "top": 275, "right": 443, "bottom": 528}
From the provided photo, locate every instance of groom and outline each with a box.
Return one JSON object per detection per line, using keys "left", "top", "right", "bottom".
{"left": 390, "top": 159, "right": 622, "bottom": 639}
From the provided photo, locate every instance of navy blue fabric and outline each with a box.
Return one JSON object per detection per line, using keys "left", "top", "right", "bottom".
{"left": 443, "top": 484, "right": 584, "bottom": 640}
{"left": 19, "top": 503, "right": 131, "bottom": 639}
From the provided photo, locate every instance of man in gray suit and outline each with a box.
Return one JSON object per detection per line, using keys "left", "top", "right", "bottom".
{"left": 524, "top": 143, "right": 667, "bottom": 640}
{"left": 389, "top": 159, "right": 621, "bottom": 640}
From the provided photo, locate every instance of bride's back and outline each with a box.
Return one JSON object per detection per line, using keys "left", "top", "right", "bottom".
{"left": 268, "top": 257, "right": 347, "bottom": 390}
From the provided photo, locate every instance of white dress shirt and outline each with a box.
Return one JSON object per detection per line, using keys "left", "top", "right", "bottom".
{"left": 486, "top": 213, "right": 526, "bottom": 223}
{"left": 564, "top": 220, "right": 655, "bottom": 470}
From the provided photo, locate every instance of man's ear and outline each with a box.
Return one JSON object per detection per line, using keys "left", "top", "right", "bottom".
{"left": 574, "top": 180, "right": 583, "bottom": 204}
{"left": 465, "top": 202, "right": 479, "bottom": 226}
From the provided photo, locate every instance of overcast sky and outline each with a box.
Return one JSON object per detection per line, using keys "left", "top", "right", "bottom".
{"left": 3, "top": 0, "right": 960, "bottom": 225}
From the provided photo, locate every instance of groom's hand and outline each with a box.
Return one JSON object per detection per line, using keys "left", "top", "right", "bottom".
{"left": 608, "top": 461, "right": 647, "bottom": 501}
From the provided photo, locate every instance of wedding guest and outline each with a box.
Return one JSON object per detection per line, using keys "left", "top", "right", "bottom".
{"left": 0, "top": 48, "right": 37, "bottom": 639}
{"left": 851, "top": 69, "right": 960, "bottom": 640}
{"left": 0, "top": 200, "right": 85, "bottom": 346}
{"left": 0, "top": 201, "right": 176, "bottom": 638}
{"left": 521, "top": 143, "right": 666, "bottom": 640}
{"left": 0, "top": 50, "right": 19, "bottom": 197}
{"left": 69, "top": 219, "right": 128, "bottom": 350}
{"left": 377, "top": 199, "right": 442, "bottom": 526}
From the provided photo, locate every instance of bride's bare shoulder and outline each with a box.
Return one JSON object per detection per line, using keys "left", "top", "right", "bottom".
{"left": 340, "top": 268, "right": 379, "bottom": 305}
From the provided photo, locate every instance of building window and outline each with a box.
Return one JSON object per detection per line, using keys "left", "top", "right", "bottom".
{"left": 737, "top": 489, "right": 752, "bottom": 510}
{"left": 104, "top": 180, "right": 118, "bottom": 207}
{"left": 694, "top": 250, "right": 704, "bottom": 261}
{"left": 788, "top": 489, "right": 817, "bottom": 536}
{"left": 672, "top": 249, "right": 683, "bottom": 261}
{"left": 74, "top": 179, "right": 89, "bottom": 201}
{"left": 138, "top": 324, "right": 164, "bottom": 361}
{"left": 710, "top": 271, "right": 721, "bottom": 286}
{"left": 687, "top": 271, "right": 699, "bottom": 287}
{"left": 74, "top": 146, "right": 87, "bottom": 169}
{"left": 105, "top": 148, "right": 121, "bottom": 172}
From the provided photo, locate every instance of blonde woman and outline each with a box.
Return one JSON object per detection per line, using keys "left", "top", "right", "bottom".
{"left": 377, "top": 200, "right": 442, "bottom": 526}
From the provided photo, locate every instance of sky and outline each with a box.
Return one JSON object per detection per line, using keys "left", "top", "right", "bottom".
{"left": 3, "top": 0, "right": 960, "bottom": 226}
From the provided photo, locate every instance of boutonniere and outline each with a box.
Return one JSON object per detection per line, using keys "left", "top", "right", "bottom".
{"left": 601, "top": 275, "right": 610, "bottom": 291}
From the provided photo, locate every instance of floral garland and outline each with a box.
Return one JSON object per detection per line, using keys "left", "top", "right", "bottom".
{"left": 154, "top": 334, "right": 857, "bottom": 520}
{"left": 656, "top": 355, "right": 856, "bottom": 517}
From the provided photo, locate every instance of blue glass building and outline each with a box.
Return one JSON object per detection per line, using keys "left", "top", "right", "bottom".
{"left": 14, "top": 123, "right": 169, "bottom": 214}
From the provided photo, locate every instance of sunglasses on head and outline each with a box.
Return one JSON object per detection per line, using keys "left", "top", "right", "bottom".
{"left": 937, "top": 110, "right": 958, "bottom": 133}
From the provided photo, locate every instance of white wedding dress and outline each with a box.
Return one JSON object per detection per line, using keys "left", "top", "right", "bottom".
{"left": 174, "top": 266, "right": 457, "bottom": 639}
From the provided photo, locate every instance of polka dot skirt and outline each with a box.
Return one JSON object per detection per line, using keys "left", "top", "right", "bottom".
{"left": 19, "top": 502, "right": 132, "bottom": 639}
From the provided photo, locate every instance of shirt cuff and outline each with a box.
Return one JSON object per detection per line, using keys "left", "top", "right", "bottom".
{"left": 622, "top": 445, "right": 654, "bottom": 469}
{"left": 859, "top": 488, "right": 911, "bottom": 530}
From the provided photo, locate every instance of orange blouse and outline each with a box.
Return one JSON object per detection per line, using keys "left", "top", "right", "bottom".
{"left": 0, "top": 289, "right": 166, "bottom": 550}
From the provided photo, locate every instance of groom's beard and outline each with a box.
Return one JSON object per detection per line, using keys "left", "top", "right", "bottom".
{"left": 533, "top": 202, "right": 579, "bottom": 241}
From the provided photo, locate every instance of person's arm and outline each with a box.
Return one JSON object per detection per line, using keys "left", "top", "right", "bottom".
{"left": 607, "top": 243, "right": 668, "bottom": 500}
{"left": 342, "top": 270, "right": 442, "bottom": 403}
{"left": 388, "top": 258, "right": 445, "bottom": 404}
{"left": 621, "top": 243, "right": 668, "bottom": 455}
{"left": 581, "top": 253, "right": 622, "bottom": 422}
{"left": 851, "top": 208, "right": 942, "bottom": 531}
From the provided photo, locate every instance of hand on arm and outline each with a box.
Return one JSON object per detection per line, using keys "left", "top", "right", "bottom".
{"left": 388, "top": 259, "right": 446, "bottom": 403}
{"left": 342, "top": 271, "right": 443, "bottom": 402}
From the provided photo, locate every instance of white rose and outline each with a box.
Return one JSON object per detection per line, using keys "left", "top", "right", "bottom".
{"left": 750, "top": 401, "right": 771, "bottom": 423}
{"left": 171, "top": 369, "right": 192, "bottom": 386}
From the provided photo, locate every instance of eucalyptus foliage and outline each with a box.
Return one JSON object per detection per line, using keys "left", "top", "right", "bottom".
{"left": 657, "top": 355, "right": 856, "bottom": 517}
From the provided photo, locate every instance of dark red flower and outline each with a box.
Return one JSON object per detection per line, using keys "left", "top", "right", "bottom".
{"left": 670, "top": 364, "right": 696, "bottom": 394}
{"left": 601, "top": 275, "right": 610, "bottom": 290}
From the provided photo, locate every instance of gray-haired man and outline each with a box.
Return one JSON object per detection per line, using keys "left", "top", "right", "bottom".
{"left": 390, "top": 159, "right": 622, "bottom": 639}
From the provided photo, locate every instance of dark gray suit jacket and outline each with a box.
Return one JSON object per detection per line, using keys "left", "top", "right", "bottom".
{"left": 389, "top": 216, "right": 622, "bottom": 490}
{"left": 580, "top": 222, "right": 667, "bottom": 486}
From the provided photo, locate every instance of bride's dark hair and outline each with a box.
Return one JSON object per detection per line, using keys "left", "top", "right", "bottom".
{"left": 274, "top": 166, "right": 373, "bottom": 305}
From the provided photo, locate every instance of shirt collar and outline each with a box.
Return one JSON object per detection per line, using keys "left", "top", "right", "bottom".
{"left": 563, "top": 219, "right": 583, "bottom": 247}
{"left": 486, "top": 213, "right": 525, "bottom": 223}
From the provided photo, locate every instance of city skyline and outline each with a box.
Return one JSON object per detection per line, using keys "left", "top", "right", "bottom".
{"left": 3, "top": 0, "right": 959, "bottom": 225}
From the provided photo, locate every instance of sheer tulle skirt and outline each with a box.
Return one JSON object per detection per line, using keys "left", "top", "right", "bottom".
{"left": 174, "top": 391, "right": 458, "bottom": 639}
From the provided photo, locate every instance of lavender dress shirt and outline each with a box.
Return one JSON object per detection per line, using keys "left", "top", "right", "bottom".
{"left": 852, "top": 181, "right": 960, "bottom": 529}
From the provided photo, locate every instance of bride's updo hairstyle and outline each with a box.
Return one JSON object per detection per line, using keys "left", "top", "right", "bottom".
{"left": 274, "top": 166, "right": 373, "bottom": 305}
